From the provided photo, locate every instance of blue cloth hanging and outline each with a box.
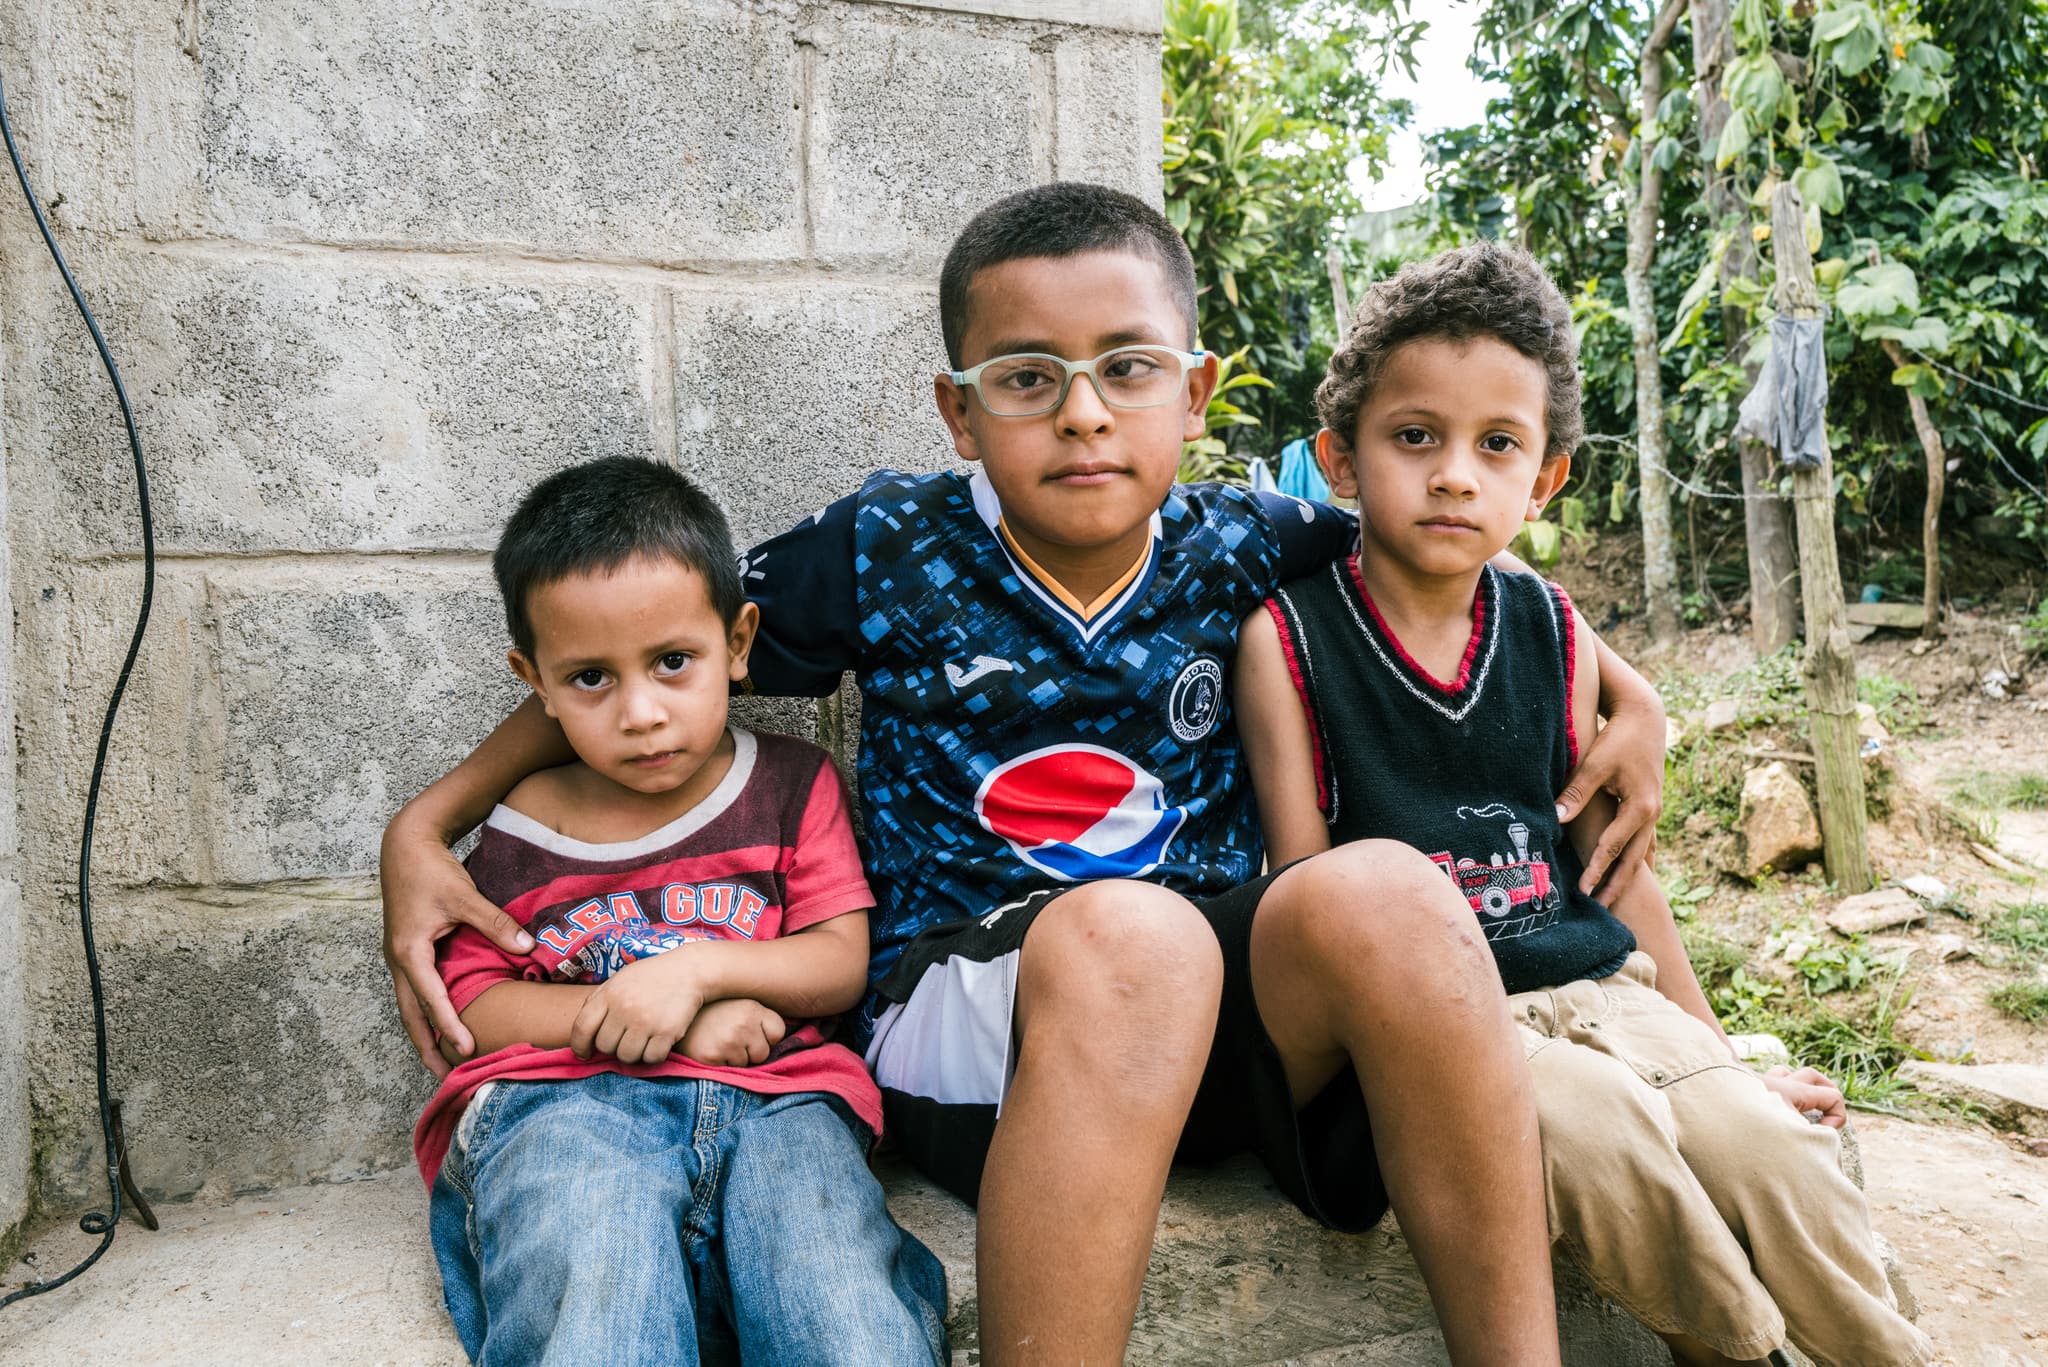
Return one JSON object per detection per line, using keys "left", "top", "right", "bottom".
{"left": 1275, "top": 438, "right": 1331, "bottom": 502}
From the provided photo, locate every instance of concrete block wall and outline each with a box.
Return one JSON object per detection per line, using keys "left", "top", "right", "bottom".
{"left": 0, "top": 0, "right": 1163, "bottom": 1234}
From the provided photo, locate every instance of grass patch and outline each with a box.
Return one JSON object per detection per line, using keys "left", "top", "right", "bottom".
{"left": 1984, "top": 902, "right": 2048, "bottom": 968}
{"left": 1944, "top": 771, "right": 2048, "bottom": 813}
{"left": 1687, "top": 922, "right": 1924, "bottom": 1109}
{"left": 1990, "top": 982, "right": 2048, "bottom": 1024}
{"left": 1857, "top": 672, "right": 1927, "bottom": 736}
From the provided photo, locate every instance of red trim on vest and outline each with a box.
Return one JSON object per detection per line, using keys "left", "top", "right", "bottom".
{"left": 1344, "top": 552, "right": 1488, "bottom": 695}
{"left": 1264, "top": 597, "right": 1329, "bottom": 814}
{"left": 1551, "top": 582, "right": 1580, "bottom": 768}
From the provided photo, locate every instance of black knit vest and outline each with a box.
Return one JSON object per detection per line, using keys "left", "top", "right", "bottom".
{"left": 1265, "top": 558, "right": 1635, "bottom": 994}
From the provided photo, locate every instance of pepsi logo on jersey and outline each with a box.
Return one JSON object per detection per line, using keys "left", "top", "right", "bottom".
{"left": 974, "top": 745, "right": 1187, "bottom": 881}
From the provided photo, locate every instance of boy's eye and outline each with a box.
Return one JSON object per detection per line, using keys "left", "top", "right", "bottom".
{"left": 1394, "top": 427, "right": 1432, "bottom": 446}
{"left": 1102, "top": 352, "right": 1163, "bottom": 380}
{"left": 657, "top": 652, "right": 692, "bottom": 673}
{"left": 570, "top": 669, "right": 607, "bottom": 689}
{"left": 986, "top": 359, "right": 1061, "bottom": 392}
{"left": 1482, "top": 433, "right": 1521, "bottom": 454}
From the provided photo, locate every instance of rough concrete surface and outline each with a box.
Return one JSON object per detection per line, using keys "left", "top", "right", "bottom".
{"left": 810, "top": 11, "right": 1042, "bottom": 267}
{"left": 2, "top": 1160, "right": 1673, "bottom": 1367}
{"left": 1053, "top": 30, "right": 1168, "bottom": 202}
{"left": 14, "top": 244, "right": 666, "bottom": 556}
{"left": 29, "top": 881, "right": 432, "bottom": 1206}
{"left": 201, "top": 0, "right": 806, "bottom": 263}
{"left": 669, "top": 280, "right": 953, "bottom": 544}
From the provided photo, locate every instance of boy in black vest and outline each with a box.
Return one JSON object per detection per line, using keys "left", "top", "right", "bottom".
{"left": 1236, "top": 242, "right": 1931, "bottom": 1367}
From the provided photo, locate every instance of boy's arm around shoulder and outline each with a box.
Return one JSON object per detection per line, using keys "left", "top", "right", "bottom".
{"left": 1235, "top": 604, "right": 1333, "bottom": 867}
{"left": 1560, "top": 619, "right": 1847, "bottom": 1129}
{"left": 1537, "top": 572, "right": 1667, "bottom": 898}
{"left": 384, "top": 692, "right": 578, "bottom": 1076}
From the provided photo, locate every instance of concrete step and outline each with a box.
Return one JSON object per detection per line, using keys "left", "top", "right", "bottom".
{"left": 2, "top": 1157, "right": 1682, "bottom": 1366}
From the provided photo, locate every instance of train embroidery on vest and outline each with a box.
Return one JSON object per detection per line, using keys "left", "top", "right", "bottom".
{"left": 1426, "top": 804, "right": 1564, "bottom": 942}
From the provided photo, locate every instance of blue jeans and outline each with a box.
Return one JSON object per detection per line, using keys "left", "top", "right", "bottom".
{"left": 429, "top": 1074, "right": 948, "bottom": 1367}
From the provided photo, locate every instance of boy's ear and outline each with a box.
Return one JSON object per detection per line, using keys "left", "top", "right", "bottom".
{"left": 933, "top": 373, "right": 982, "bottom": 465}
{"left": 726, "top": 601, "right": 761, "bottom": 682}
{"left": 1315, "top": 428, "right": 1360, "bottom": 500}
{"left": 1180, "top": 350, "right": 1221, "bottom": 443}
{"left": 1527, "top": 452, "right": 1572, "bottom": 520}
{"left": 507, "top": 648, "right": 556, "bottom": 717}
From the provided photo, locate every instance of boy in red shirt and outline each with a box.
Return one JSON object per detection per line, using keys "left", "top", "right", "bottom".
{"left": 418, "top": 457, "right": 945, "bottom": 1367}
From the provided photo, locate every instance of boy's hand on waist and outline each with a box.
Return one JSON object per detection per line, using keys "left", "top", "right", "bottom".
{"left": 679, "top": 997, "right": 787, "bottom": 1067}
{"left": 568, "top": 952, "right": 708, "bottom": 1066}
{"left": 1557, "top": 697, "right": 1666, "bottom": 900}
{"left": 1762, "top": 1064, "right": 1848, "bottom": 1129}
{"left": 381, "top": 816, "right": 535, "bottom": 1079}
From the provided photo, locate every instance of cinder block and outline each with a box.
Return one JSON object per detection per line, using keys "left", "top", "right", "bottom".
{"left": 1054, "top": 32, "right": 1166, "bottom": 205}
{"left": 206, "top": 564, "right": 528, "bottom": 885}
{"left": 197, "top": 0, "right": 803, "bottom": 262}
{"left": 8, "top": 245, "right": 662, "bottom": 557}
{"left": 669, "top": 281, "right": 954, "bottom": 546}
{"left": 811, "top": 16, "right": 1040, "bottom": 269}
{"left": 10, "top": 564, "right": 213, "bottom": 890}
{"left": 27, "top": 881, "right": 433, "bottom": 1205}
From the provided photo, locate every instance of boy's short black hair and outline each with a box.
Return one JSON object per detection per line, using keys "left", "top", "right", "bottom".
{"left": 1316, "top": 242, "right": 1582, "bottom": 460}
{"left": 494, "top": 456, "right": 743, "bottom": 655}
{"left": 939, "top": 181, "right": 1199, "bottom": 368}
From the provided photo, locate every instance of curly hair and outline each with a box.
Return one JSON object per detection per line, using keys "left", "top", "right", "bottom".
{"left": 1314, "top": 241, "right": 1582, "bottom": 459}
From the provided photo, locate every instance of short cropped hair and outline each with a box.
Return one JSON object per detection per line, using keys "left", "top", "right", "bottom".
{"left": 494, "top": 456, "right": 743, "bottom": 655}
{"left": 1316, "top": 242, "right": 1582, "bottom": 460}
{"left": 939, "top": 182, "right": 1199, "bottom": 368}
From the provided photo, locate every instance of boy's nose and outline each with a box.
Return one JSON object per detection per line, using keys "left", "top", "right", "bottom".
{"left": 1430, "top": 449, "right": 1483, "bottom": 496}
{"left": 619, "top": 682, "right": 668, "bottom": 732}
{"left": 1054, "top": 372, "right": 1116, "bottom": 437}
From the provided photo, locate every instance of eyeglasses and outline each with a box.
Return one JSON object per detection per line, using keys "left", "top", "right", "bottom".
{"left": 945, "top": 346, "right": 1207, "bottom": 418}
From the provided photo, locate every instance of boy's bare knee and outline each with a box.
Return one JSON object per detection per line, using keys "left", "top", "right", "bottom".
{"left": 1016, "top": 882, "right": 1221, "bottom": 1060}
{"left": 1265, "top": 839, "right": 1490, "bottom": 969}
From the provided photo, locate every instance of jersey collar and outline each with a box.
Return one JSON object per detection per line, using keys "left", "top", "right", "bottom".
{"left": 967, "top": 468, "right": 1161, "bottom": 643}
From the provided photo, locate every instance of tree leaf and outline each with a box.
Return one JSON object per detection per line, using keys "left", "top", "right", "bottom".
{"left": 1716, "top": 108, "right": 1752, "bottom": 169}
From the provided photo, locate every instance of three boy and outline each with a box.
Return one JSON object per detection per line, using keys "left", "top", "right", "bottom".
{"left": 386, "top": 183, "right": 1675, "bottom": 1363}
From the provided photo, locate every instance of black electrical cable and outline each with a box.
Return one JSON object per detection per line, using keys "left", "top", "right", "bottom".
{"left": 0, "top": 68, "right": 158, "bottom": 1308}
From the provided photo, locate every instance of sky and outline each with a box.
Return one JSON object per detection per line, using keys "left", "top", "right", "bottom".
{"left": 1352, "top": 0, "right": 1506, "bottom": 212}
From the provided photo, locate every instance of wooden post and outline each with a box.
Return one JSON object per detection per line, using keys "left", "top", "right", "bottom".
{"left": 1769, "top": 184, "right": 1873, "bottom": 892}
{"left": 1324, "top": 241, "right": 1352, "bottom": 330}
{"left": 1879, "top": 338, "right": 1945, "bottom": 638}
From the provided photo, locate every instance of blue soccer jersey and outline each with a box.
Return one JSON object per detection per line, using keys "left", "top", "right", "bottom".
{"left": 742, "top": 467, "right": 1354, "bottom": 1040}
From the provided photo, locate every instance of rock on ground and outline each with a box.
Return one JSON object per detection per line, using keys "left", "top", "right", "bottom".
{"left": 1899, "top": 1063, "right": 2048, "bottom": 1138}
{"left": 1738, "top": 760, "right": 1824, "bottom": 877}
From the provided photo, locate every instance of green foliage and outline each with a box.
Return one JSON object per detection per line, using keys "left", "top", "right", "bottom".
{"left": 1989, "top": 981, "right": 2048, "bottom": 1023}
{"left": 1411, "top": 0, "right": 2048, "bottom": 588}
{"left": 1180, "top": 346, "right": 1273, "bottom": 480}
{"left": 1856, "top": 671, "right": 1927, "bottom": 734}
{"left": 1791, "top": 939, "right": 1880, "bottom": 995}
{"left": 2026, "top": 598, "right": 2048, "bottom": 656}
{"left": 1162, "top": 0, "right": 1421, "bottom": 460}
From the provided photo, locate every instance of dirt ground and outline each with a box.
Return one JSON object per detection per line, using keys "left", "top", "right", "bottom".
{"left": 1554, "top": 536, "right": 2048, "bottom": 1363}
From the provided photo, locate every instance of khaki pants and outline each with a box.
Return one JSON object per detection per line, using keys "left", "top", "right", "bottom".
{"left": 1513, "top": 953, "right": 1932, "bottom": 1367}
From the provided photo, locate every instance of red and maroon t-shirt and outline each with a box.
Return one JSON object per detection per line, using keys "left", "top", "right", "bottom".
{"left": 412, "top": 728, "right": 880, "bottom": 1183}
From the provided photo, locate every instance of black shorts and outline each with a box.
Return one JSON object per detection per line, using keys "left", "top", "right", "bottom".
{"left": 864, "top": 869, "right": 1389, "bottom": 1233}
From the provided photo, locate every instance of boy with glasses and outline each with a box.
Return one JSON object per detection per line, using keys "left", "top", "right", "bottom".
{"left": 382, "top": 182, "right": 1671, "bottom": 1364}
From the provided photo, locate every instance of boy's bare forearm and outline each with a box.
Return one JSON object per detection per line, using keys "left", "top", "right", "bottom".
{"left": 391, "top": 693, "right": 575, "bottom": 844}
{"left": 672, "top": 914, "right": 872, "bottom": 1019}
{"left": 1590, "top": 632, "right": 1663, "bottom": 727}
{"left": 458, "top": 979, "right": 599, "bottom": 1055}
